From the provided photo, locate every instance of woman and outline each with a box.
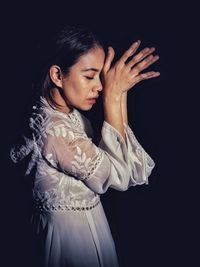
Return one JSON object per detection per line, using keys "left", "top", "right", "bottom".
{"left": 10, "top": 25, "right": 160, "bottom": 267}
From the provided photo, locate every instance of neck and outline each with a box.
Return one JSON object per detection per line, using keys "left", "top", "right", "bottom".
{"left": 50, "top": 88, "right": 73, "bottom": 114}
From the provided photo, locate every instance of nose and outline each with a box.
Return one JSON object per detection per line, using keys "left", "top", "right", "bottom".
{"left": 93, "top": 78, "right": 103, "bottom": 92}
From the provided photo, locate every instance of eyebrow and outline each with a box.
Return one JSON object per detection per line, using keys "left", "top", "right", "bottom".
{"left": 81, "top": 68, "right": 100, "bottom": 72}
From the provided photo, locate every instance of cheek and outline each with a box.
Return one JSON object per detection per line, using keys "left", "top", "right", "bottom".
{"left": 70, "top": 79, "right": 90, "bottom": 100}
{"left": 77, "top": 78, "right": 92, "bottom": 92}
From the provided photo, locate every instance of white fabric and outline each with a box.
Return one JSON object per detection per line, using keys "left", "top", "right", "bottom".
{"left": 10, "top": 97, "right": 155, "bottom": 267}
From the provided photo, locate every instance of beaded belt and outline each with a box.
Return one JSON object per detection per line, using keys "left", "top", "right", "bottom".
{"left": 34, "top": 200, "right": 100, "bottom": 212}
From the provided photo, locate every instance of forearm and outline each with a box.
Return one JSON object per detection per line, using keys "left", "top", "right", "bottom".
{"left": 121, "top": 92, "right": 128, "bottom": 126}
{"left": 103, "top": 95, "right": 126, "bottom": 140}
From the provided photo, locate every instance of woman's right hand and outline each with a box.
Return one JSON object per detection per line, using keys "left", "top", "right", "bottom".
{"left": 101, "top": 40, "right": 160, "bottom": 101}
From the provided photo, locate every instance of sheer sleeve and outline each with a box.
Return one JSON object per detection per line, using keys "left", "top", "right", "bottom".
{"left": 42, "top": 120, "right": 155, "bottom": 194}
{"left": 123, "top": 123, "right": 155, "bottom": 185}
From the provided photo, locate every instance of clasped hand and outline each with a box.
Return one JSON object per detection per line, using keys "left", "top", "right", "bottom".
{"left": 102, "top": 40, "right": 160, "bottom": 100}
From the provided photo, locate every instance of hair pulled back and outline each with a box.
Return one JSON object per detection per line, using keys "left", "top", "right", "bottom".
{"left": 37, "top": 25, "right": 104, "bottom": 107}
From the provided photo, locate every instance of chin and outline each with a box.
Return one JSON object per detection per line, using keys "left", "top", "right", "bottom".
{"left": 81, "top": 106, "right": 93, "bottom": 111}
{"left": 78, "top": 104, "right": 94, "bottom": 111}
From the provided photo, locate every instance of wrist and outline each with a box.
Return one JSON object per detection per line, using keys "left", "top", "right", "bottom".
{"left": 102, "top": 93, "right": 122, "bottom": 105}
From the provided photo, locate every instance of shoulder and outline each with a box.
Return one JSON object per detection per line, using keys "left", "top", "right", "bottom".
{"left": 30, "top": 97, "right": 92, "bottom": 137}
{"left": 39, "top": 109, "right": 90, "bottom": 140}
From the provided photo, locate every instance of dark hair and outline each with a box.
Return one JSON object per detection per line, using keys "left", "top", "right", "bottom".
{"left": 36, "top": 25, "right": 104, "bottom": 108}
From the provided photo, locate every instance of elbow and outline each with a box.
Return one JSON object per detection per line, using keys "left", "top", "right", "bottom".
{"left": 85, "top": 178, "right": 109, "bottom": 195}
{"left": 89, "top": 184, "right": 108, "bottom": 195}
{"left": 110, "top": 169, "right": 131, "bottom": 192}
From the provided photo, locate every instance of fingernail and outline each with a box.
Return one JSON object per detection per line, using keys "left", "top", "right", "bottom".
{"left": 132, "top": 41, "right": 139, "bottom": 48}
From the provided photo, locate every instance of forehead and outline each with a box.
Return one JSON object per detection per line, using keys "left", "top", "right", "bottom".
{"left": 75, "top": 47, "right": 105, "bottom": 71}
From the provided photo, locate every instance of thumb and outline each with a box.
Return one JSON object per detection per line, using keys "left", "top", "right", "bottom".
{"left": 103, "top": 46, "right": 115, "bottom": 73}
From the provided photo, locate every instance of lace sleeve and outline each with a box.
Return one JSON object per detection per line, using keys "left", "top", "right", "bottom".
{"left": 42, "top": 118, "right": 155, "bottom": 194}
{"left": 123, "top": 123, "right": 155, "bottom": 185}
{"left": 41, "top": 119, "right": 133, "bottom": 194}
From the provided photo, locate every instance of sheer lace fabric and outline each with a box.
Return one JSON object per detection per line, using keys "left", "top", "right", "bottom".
{"left": 10, "top": 96, "right": 155, "bottom": 267}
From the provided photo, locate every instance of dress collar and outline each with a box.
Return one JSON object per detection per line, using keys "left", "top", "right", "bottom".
{"left": 38, "top": 96, "right": 82, "bottom": 129}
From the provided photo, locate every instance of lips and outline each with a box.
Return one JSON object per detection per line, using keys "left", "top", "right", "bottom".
{"left": 87, "top": 96, "right": 99, "bottom": 100}
{"left": 86, "top": 97, "right": 98, "bottom": 104}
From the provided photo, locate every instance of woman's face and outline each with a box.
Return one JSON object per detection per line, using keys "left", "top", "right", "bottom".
{"left": 61, "top": 46, "right": 105, "bottom": 111}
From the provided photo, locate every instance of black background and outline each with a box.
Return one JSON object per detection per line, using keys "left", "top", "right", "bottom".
{"left": 1, "top": 1, "right": 199, "bottom": 266}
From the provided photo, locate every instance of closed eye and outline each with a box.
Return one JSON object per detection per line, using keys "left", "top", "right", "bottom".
{"left": 85, "top": 76, "right": 94, "bottom": 80}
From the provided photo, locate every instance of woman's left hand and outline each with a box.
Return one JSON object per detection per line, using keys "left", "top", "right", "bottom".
{"left": 102, "top": 40, "right": 160, "bottom": 97}
{"left": 122, "top": 40, "right": 160, "bottom": 90}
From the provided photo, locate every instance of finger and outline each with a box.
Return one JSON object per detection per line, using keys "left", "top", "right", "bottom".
{"left": 127, "top": 47, "right": 155, "bottom": 68}
{"left": 118, "top": 40, "right": 141, "bottom": 64}
{"left": 103, "top": 46, "right": 115, "bottom": 73}
{"left": 133, "top": 71, "right": 160, "bottom": 84}
{"left": 131, "top": 55, "right": 159, "bottom": 75}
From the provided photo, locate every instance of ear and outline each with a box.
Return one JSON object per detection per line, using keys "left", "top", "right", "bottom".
{"left": 49, "top": 65, "right": 63, "bottom": 88}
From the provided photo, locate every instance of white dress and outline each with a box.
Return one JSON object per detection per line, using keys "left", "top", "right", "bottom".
{"left": 10, "top": 97, "right": 155, "bottom": 267}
